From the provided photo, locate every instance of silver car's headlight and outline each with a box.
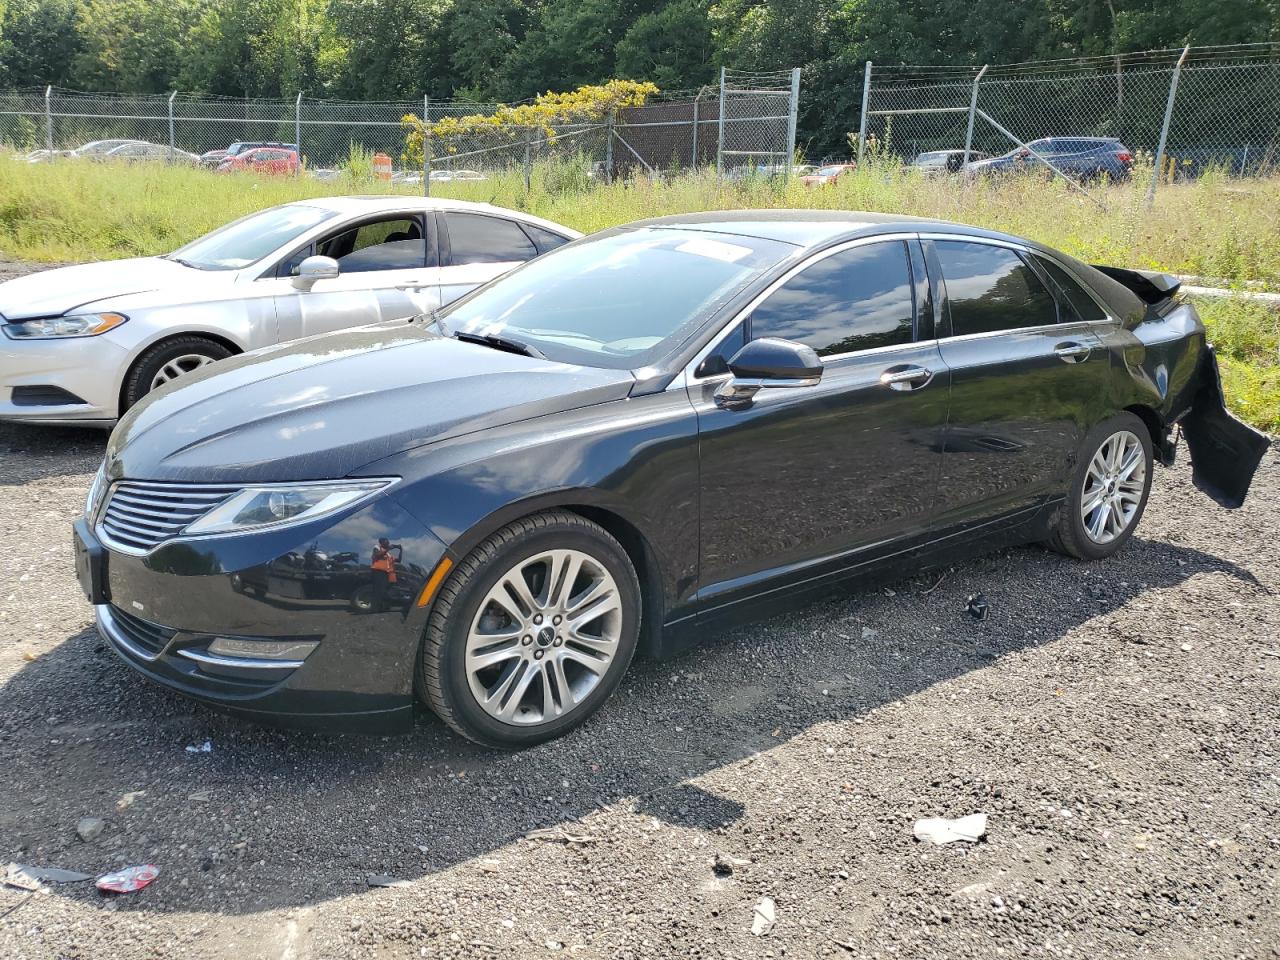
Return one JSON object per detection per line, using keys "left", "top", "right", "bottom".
{"left": 182, "top": 479, "right": 396, "bottom": 537}
{"left": 85, "top": 463, "right": 107, "bottom": 518}
{"left": 3, "top": 312, "right": 128, "bottom": 339}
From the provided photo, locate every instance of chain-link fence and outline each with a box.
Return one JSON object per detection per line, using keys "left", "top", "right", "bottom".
{"left": 0, "top": 74, "right": 801, "bottom": 188}
{"left": 856, "top": 43, "right": 1280, "bottom": 198}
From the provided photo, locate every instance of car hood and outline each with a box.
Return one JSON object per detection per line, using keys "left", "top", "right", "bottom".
{"left": 105, "top": 323, "right": 636, "bottom": 483}
{"left": 0, "top": 257, "right": 208, "bottom": 319}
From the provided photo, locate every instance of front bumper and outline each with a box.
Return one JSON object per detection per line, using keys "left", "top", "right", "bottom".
{"left": 0, "top": 331, "right": 129, "bottom": 422}
{"left": 80, "top": 494, "right": 449, "bottom": 733}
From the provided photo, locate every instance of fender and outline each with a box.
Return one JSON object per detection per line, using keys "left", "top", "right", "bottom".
{"left": 363, "top": 389, "right": 703, "bottom": 626}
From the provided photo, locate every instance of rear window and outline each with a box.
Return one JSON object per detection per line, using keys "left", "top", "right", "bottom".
{"left": 1034, "top": 255, "right": 1107, "bottom": 323}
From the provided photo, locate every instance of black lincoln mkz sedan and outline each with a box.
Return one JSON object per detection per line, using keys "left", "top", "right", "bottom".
{"left": 74, "top": 211, "right": 1267, "bottom": 748}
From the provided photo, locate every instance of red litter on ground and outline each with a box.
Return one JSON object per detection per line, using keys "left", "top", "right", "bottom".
{"left": 96, "top": 865, "right": 159, "bottom": 893}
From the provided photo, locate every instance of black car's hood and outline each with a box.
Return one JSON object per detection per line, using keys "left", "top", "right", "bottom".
{"left": 107, "top": 324, "right": 635, "bottom": 483}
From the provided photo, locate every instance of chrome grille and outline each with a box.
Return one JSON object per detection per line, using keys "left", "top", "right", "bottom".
{"left": 98, "top": 481, "right": 241, "bottom": 553}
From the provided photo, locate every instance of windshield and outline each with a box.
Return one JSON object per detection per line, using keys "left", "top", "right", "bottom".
{"left": 915, "top": 152, "right": 948, "bottom": 165}
{"left": 440, "top": 228, "right": 794, "bottom": 369}
{"left": 816, "top": 165, "right": 846, "bottom": 176}
{"left": 168, "top": 204, "right": 337, "bottom": 271}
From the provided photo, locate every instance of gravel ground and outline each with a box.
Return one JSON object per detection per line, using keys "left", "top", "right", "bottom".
{"left": 1, "top": 261, "right": 1278, "bottom": 959}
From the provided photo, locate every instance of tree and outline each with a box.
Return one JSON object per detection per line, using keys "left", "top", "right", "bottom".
{"left": 0, "top": 0, "right": 84, "bottom": 87}
{"left": 616, "top": 0, "right": 716, "bottom": 89}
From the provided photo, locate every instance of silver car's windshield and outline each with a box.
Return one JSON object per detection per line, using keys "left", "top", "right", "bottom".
{"left": 168, "top": 204, "right": 338, "bottom": 271}
{"left": 440, "top": 228, "right": 794, "bottom": 370}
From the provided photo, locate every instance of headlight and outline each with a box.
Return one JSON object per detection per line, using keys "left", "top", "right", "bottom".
{"left": 3, "top": 312, "right": 128, "bottom": 339}
{"left": 85, "top": 463, "right": 107, "bottom": 518}
{"left": 182, "top": 479, "right": 395, "bottom": 537}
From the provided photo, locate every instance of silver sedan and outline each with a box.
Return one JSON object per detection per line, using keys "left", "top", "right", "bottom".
{"left": 0, "top": 196, "right": 580, "bottom": 425}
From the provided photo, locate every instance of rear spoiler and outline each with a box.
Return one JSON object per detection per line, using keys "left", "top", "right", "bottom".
{"left": 1092, "top": 265, "right": 1182, "bottom": 305}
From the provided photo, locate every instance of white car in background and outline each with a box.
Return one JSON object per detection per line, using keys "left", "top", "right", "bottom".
{"left": 0, "top": 196, "right": 579, "bottom": 425}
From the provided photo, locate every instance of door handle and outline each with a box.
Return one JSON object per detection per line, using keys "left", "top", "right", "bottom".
{"left": 1054, "top": 341, "right": 1092, "bottom": 363}
{"left": 879, "top": 365, "right": 934, "bottom": 391}
{"left": 394, "top": 282, "right": 433, "bottom": 290}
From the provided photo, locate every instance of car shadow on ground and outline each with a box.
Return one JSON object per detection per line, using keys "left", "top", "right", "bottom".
{"left": 0, "top": 533, "right": 1262, "bottom": 916}
{"left": 0, "top": 423, "right": 107, "bottom": 484}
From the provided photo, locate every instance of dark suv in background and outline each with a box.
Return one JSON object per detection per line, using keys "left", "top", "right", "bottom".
{"left": 965, "top": 137, "right": 1134, "bottom": 182}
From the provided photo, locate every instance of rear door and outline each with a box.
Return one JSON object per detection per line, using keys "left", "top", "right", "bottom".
{"left": 926, "top": 236, "right": 1113, "bottom": 530}
{"left": 437, "top": 212, "right": 568, "bottom": 305}
{"left": 691, "top": 237, "right": 950, "bottom": 607}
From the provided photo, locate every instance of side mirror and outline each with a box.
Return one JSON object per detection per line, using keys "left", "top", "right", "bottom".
{"left": 292, "top": 255, "right": 339, "bottom": 291}
{"left": 714, "top": 337, "right": 823, "bottom": 408}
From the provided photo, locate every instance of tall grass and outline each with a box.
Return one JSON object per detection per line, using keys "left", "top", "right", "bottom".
{"left": 1, "top": 152, "right": 1276, "bottom": 428}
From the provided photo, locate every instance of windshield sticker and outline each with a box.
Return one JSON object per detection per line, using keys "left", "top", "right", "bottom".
{"left": 674, "top": 237, "right": 753, "bottom": 264}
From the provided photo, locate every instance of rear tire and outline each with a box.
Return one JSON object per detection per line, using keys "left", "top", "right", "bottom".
{"left": 418, "top": 510, "right": 641, "bottom": 749}
{"left": 122, "top": 336, "right": 232, "bottom": 411}
{"left": 1048, "top": 412, "right": 1153, "bottom": 560}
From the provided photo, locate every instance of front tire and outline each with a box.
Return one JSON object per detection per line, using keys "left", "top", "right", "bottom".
{"left": 122, "top": 336, "right": 232, "bottom": 411}
{"left": 418, "top": 511, "right": 642, "bottom": 749}
{"left": 1048, "top": 412, "right": 1153, "bottom": 560}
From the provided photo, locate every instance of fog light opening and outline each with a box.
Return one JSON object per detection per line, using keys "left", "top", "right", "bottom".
{"left": 206, "top": 637, "right": 319, "bottom": 662}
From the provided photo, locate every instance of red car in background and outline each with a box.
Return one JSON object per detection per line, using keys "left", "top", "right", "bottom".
{"left": 799, "top": 163, "right": 856, "bottom": 187}
{"left": 216, "top": 147, "right": 300, "bottom": 176}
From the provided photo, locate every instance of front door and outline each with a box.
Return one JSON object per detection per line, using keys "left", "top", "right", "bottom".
{"left": 691, "top": 238, "right": 950, "bottom": 609}
{"left": 272, "top": 214, "right": 441, "bottom": 341}
{"left": 925, "top": 238, "right": 1113, "bottom": 530}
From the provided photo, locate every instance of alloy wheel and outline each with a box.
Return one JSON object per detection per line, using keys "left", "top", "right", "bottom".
{"left": 1080, "top": 429, "right": 1146, "bottom": 544}
{"left": 150, "top": 354, "right": 215, "bottom": 390}
{"left": 464, "top": 549, "right": 622, "bottom": 726}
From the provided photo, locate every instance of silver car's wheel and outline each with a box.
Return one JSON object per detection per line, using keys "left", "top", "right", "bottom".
{"left": 464, "top": 549, "right": 622, "bottom": 725}
{"left": 1080, "top": 429, "right": 1147, "bottom": 544}
{"left": 419, "top": 510, "right": 641, "bottom": 749}
{"left": 150, "top": 353, "right": 216, "bottom": 390}
{"left": 123, "top": 336, "right": 233, "bottom": 412}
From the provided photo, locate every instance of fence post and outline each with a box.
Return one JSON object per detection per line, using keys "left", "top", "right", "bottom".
{"left": 716, "top": 67, "right": 726, "bottom": 176}
{"left": 784, "top": 66, "right": 801, "bottom": 179}
{"left": 167, "top": 91, "right": 177, "bottom": 162}
{"left": 423, "top": 96, "right": 432, "bottom": 198}
{"left": 963, "top": 64, "right": 988, "bottom": 165}
{"left": 523, "top": 133, "right": 532, "bottom": 192}
{"left": 605, "top": 110, "right": 615, "bottom": 183}
{"left": 44, "top": 85, "right": 53, "bottom": 154}
{"left": 1147, "top": 44, "right": 1190, "bottom": 205}
{"left": 294, "top": 92, "right": 302, "bottom": 177}
{"left": 856, "top": 62, "right": 872, "bottom": 162}
{"left": 691, "top": 97, "right": 699, "bottom": 168}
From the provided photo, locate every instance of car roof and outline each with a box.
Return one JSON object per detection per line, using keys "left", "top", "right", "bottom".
{"left": 626, "top": 209, "right": 1017, "bottom": 248}
{"left": 287, "top": 196, "right": 584, "bottom": 237}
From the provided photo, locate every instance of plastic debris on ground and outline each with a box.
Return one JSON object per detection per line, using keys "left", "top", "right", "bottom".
{"left": 5, "top": 863, "right": 92, "bottom": 889}
{"left": 366, "top": 875, "right": 412, "bottom": 888}
{"left": 965, "top": 593, "right": 990, "bottom": 620}
{"left": 913, "top": 813, "right": 989, "bottom": 845}
{"left": 185, "top": 740, "right": 213, "bottom": 754}
{"left": 751, "top": 896, "right": 776, "bottom": 936}
{"left": 76, "top": 817, "right": 106, "bottom": 841}
{"left": 96, "top": 864, "right": 159, "bottom": 893}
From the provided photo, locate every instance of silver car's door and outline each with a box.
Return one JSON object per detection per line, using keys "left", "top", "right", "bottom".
{"left": 272, "top": 213, "right": 441, "bottom": 341}
{"left": 437, "top": 210, "right": 541, "bottom": 305}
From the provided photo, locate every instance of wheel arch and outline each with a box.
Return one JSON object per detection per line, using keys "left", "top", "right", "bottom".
{"left": 430, "top": 491, "right": 673, "bottom": 659}
{"left": 1122, "top": 403, "right": 1174, "bottom": 466}
{"left": 117, "top": 330, "right": 244, "bottom": 415}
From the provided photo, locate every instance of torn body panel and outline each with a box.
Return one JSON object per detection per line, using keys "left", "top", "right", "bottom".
{"left": 1093, "top": 293, "right": 1269, "bottom": 508}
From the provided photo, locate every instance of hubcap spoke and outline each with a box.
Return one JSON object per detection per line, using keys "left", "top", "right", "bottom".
{"left": 465, "top": 546, "right": 623, "bottom": 727}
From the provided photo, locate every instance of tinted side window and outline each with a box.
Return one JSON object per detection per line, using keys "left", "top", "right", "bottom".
{"left": 1034, "top": 255, "right": 1107, "bottom": 323}
{"left": 445, "top": 213, "right": 537, "bottom": 264}
{"left": 522, "top": 224, "right": 572, "bottom": 255}
{"left": 320, "top": 217, "right": 427, "bottom": 274}
{"left": 935, "top": 241, "right": 1058, "bottom": 335}
{"left": 749, "top": 241, "right": 915, "bottom": 357}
